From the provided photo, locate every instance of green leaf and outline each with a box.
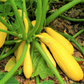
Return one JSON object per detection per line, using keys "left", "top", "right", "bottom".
{"left": 5, "top": 56, "right": 16, "bottom": 72}
{"left": 31, "top": 50, "right": 54, "bottom": 79}
{"left": 5, "top": 0, "right": 23, "bottom": 9}
{"left": 39, "top": 80, "right": 54, "bottom": 84}
{"left": 0, "top": 72, "right": 19, "bottom": 84}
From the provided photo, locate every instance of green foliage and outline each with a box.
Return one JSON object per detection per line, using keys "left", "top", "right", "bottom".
{"left": 39, "top": 80, "right": 54, "bottom": 84}
{"left": 0, "top": 72, "right": 19, "bottom": 84}
{"left": 31, "top": 50, "right": 54, "bottom": 79}
{"left": 0, "top": 3, "right": 14, "bottom": 19}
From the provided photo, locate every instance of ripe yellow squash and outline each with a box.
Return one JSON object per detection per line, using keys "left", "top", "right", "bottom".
{"left": 0, "top": 17, "right": 7, "bottom": 48}
{"left": 0, "top": 0, "right": 6, "bottom": 2}
{"left": 18, "top": 9, "right": 28, "bottom": 33}
{"left": 45, "top": 27, "right": 74, "bottom": 54}
{"left": 23, "top": 44, "right": 33, "bottom": 79}
{"left": 15, "top": 41, "right": 25, "bottom": 66}
{"left": 40, "top": 33, "right": 83, "bottom": 81}
{"left": 41, "top": 42, "right": 56, "bottom": 68}
{"left": 31, "top": 20, "right": 36, "bottom": 26}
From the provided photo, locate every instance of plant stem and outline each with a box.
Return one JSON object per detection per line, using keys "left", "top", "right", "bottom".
{"left": 35, "top": 76, "right": 40, "bottom": 84}
{"left": 36, "top": 0, "right": 48, "bottom": 34}
{"left": 0, "top": 43, "right": 20, "bottom": 60}
{"left": 0, "top": 42, "right": 28, "bottom": 84}
{"left": 71, "top": 38, "right": 84, "bottom": 55}
{"left": 0, "top": 46, "right": 7, "bottom": 55}
{"left": 28, "top": 0, "right": 42, "bottom": 38}
{"left": 73, "top": 56, "right": 84, "bottom": 62}
{"left": 73, "top": 28, "right": 84, "bottom": 38}
{"left": 33, "top": 40, "right": 65, "bottom": 84}
{"left": 4, "top": 39, "right": 22, "bottom": 45}
{"left": 46, "top": 0, "right": 83, "bottom": 25}
{"left": 59, "top": 15, "right": 84, "bottom": 22}
{"left": 58, "top": 31, "right": 84, "bottom": 55}
{"left": 30, "top": 42, "right": 34, "bottom": 63}
{"left": 10, "top": 0, "right": 26, "bottom": 40}
{"left": 13, "top": 68, "right": 23, "bottom": 76}
{"left": 0, "top": 17, "right": 13, "bottom": 31}
{"left": 23, "top": 0, "right": 33, "bottom": 34}
{"left": 0, "top": 29, "right": 20, "bottom": 37}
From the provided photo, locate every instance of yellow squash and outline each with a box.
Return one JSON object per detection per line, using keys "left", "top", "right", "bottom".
{"left": 31, "top": 20, "right": 36, "bottom": 26}
{"left": 23, "top": 44, "right": 33, "bottom": 79}
{"left": 40, "top": 33, "right": 83, "bottom": 81}
{"left": 45, "top": 27, "right": 74, "bottom": 54}
{"left": 0, "top": 17, "right": 7, "bottom": 48}
{"left": 0, "top": 0, "right": 6, "bottom": 2}
{"left": 18, "top": 9, "right": 28, "bottom": 33}
{"left": 23, "top": 17, "right": 28, "bottom": 33}
{"left": 15, "top": 41, "right": 25, "bottom": 66}
{"left": 41, "top": 42, "right": 56, "bottom": 68}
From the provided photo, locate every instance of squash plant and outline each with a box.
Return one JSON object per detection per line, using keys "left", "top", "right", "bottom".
{"left": 0, "top": 0, "right": 84, "bottom": 84}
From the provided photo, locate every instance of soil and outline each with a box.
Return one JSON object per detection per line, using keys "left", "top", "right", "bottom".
{"left": 0, "top": 1, "right": 84, "bottom": 84}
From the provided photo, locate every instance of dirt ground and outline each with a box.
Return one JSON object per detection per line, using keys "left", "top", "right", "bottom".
{"left": 0, "top": 1, "right": 84, "bottom": 84}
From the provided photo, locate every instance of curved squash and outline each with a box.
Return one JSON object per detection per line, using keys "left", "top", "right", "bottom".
{"left": 41, "top": 42, "right": 56, "bottom": 68}
{"left": 15, "top": 41, "right": 25, "bottom": 66}
{"left": 45, "top": 27, "right": 74, "bottom": 54}
{"left": 0, "top": 17, "right": 7, "bottom": 48}
{"left": 40, "top": 33, "right": 83, "bottom": 81}
{"left": 23, "top": 44, "right": 33, "bottom": 79}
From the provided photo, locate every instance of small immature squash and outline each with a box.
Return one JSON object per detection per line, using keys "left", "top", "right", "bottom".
{"left": 23, "top": 44, "right": 33, "bottom": 79}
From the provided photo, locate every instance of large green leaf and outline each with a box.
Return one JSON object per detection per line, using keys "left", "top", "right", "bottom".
{"left": 0, "top": 72, "right": 19, "bottom": 84}
{"left": 31, "top": 51, "right": 54, "bottom": 79}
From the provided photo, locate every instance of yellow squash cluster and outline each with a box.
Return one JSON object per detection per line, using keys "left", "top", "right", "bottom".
{"left": 39, "top": 27, "right": 83, "bottom": 81}
{"left": 14, "top": 11, "right": 35, "bottom": 79}
{"left": 14, "top": 42, "right": 33, "bottom": 79}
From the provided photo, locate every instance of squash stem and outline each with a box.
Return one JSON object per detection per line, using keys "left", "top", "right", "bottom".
{"left": 35, "top": 76, "right": 40, "bottom": 84}
{"left": 0, "top": 17, "right": 13, "bottom": 31}
{"left": 46, "top": 0, "right": 83, "bottom": 25}
{"left": 22, "top": 0, "right": 33, "bottom": 34}
{"left": 0, "top": 46, "right": 7, "bottom": 55}
{"left": 30, "top": 42, "right": 35, "bottom": 63}
{"left": 10, "top": 0, "right": 26, "bottom": 40}
{"left": 58, "top": 31, "right": 84, "bottom": 55}
{"left": 36, "top": 0, "right": 48, "bottom": 34}
{"left": 0, "top": 29, "right": 21, "bottom": 38}
{"left": 73, "top": 56, "right": 84, "bottom": 62}
{"left": 73, "top": 28, "right": 84, "bottom": 38}
{"left": 59, "top": 15, "right": 84, "bottom": 22}
{"left": 28, "top": 0, "right": 42, "bottom": 38}
{"left": 33, "top": 40, "right": 65, "bottom": 84}
{"left": 4, "top": 39, "right": 22, "bottom": 45}
{"left": 0, "top": 43, "right": 20, "bottom": 60}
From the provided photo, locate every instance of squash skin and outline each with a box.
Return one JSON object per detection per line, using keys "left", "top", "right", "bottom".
{"left": 23, "top": 17, "right": 28, "bottom": 33}
{"left": 0, "top": 18, "right": 7, "bottom": 48}
{"left": 23, "top": 44, "right": 33, "bottom": 79}
{"left": 45, "top": 27, "right": 74, "bottom": 54}
{"left": 18, "top": 9, "right": 28, "bottom": 33}
{"left": 0, "top": 0, "right": 6, "bottom": 2}
{"left": 15, "top": 41, "right": 25, "bottom": 66}
{"left": 31, "top": 20, "right": 36, "bottom": 26}
{"left": 41, "top": 42, "right": 56, "bottom": 68}
{"left": 40, "top": 33, "right": 83, "bottom": 81}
